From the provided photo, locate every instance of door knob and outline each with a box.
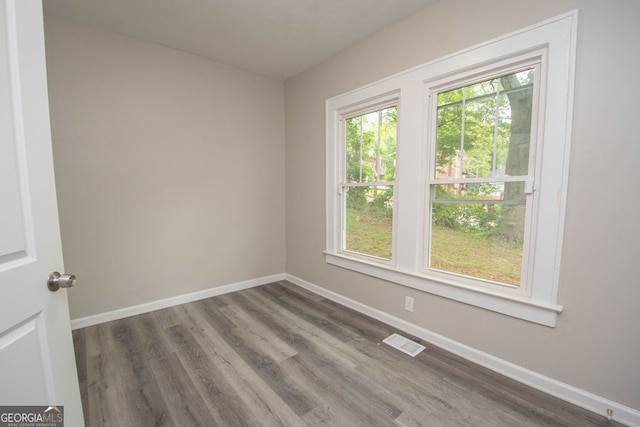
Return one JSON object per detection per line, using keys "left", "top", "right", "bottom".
{"left": 47, "top": 272, "right": 77, "bottom": 292}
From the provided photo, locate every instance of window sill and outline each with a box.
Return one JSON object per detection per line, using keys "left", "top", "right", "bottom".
{"left": 325, "top": 252, "right": 562, "bottom": 327}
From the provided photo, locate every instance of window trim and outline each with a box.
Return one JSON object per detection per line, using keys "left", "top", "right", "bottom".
{"left": 325, "top": 11, "right": 577, "bottom": 327}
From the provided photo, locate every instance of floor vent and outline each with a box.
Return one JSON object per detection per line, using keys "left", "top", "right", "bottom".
{"left": 382, "top": 333, "right": 426, "bottom": 357}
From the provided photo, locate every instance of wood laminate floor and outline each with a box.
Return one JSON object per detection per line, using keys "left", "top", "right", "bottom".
{"left": 73, "top": 281, "right": 622, "bottom": 426}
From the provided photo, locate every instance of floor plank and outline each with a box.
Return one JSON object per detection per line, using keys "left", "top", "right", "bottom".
{"left": 73, "top": 281, "right": 624, "bottom": 426}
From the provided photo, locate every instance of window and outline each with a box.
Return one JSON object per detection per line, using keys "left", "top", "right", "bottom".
{"left": 326, "top": 12, "right": 577, "bottom": 326}
{"left": 342, "top": 104, "right": 397, "bottom": 260}
{"left": 427, "top": 66, "right": 539, "bottom": 293}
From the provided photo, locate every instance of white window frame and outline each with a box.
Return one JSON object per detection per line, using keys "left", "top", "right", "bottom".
{"left": 335, "top": 93, "right": 400, "bottom": 264}
{"left": 423, "top": 55, "right": 543, "bottom": 298}
{"left": 325, "top": 11, "right": 577, "bottom": 327}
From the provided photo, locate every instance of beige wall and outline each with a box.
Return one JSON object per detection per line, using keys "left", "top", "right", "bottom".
{"left": 285, "top": 0, "right": 640, "bottom": 411}
{"left": 45, "top": 16, "right": 286, "bottom": 319}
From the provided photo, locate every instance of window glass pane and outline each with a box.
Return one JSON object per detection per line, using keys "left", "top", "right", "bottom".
{"left": 435, "top": 69, "right": 534, "bottom": 179}
{"left": 435, "top": 103, "right": 463, "bottom": 179}
{"left": 464, "top": 95, "right": 497, "bottom": 178}
{"left": 466, "top": 78, "right": 499, "bottom": 97}
{"left": 500, "top": 70, "right": 534, "bottom": 177}
{"left": 346, "top": 107, "right": 397, "bottom": 183}
{"left": 344, "top": 186, "right": 393, "bottom": 259}
{"left": 495, "top": 92, "right": 511, "bottom": 174}
{"left": 438, "top": 87, "right": 464, "bottom": 106}
{"left": 430, "top": 182, "right": 525, "bottom": 286}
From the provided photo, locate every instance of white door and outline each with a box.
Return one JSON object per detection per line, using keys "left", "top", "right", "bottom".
{"left": 0, "top": 0, "right": 83, "bottom": 425}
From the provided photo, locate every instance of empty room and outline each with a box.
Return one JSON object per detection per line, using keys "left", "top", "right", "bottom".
{"left": 1, "top": 0, "right": 639, "bottom": 425}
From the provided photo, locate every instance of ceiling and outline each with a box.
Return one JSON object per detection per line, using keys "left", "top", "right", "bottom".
{"left": 43, "top": 0, "right": 440, "bottom": 80}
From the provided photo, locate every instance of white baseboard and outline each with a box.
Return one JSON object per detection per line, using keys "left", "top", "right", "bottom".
{"left": 285, "top": 273, "right": 640, "bottom": 427}
{"left": 70, "top": 273, "right": 286, "bottom": 330}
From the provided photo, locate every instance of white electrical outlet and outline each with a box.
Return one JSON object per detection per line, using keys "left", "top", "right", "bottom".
{"left": 404, "top": 296, "right": 414, "bottom": 312}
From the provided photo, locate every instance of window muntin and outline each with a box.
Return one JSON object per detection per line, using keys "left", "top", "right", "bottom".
{"left": 341, "top": 106, "right": 397, "bottom": 260}
{"left": 427, "top": 68, "right": 537, "bottom": 290}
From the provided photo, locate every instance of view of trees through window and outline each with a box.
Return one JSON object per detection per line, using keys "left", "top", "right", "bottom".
{"left": 343, "top": 106, "right": 397, "bottom": 259}
{"left": 341, "top": 69, "right": 535, "bottom": 287}
{"left": 430, "top": 69, "right": 535, "bottom": 286}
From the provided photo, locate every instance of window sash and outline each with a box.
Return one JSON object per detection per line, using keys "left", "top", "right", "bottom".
{"left": 340, "top": 184, "right": 395, "bottom": 261}
{"left": 424, "top": 63, "right": 541, "bottom": 295}
{"left": 426, "top": 186, "right": 533, "bottom": 291}
{"left": 337, "top": 101, "right": 399, "bottom": 262}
